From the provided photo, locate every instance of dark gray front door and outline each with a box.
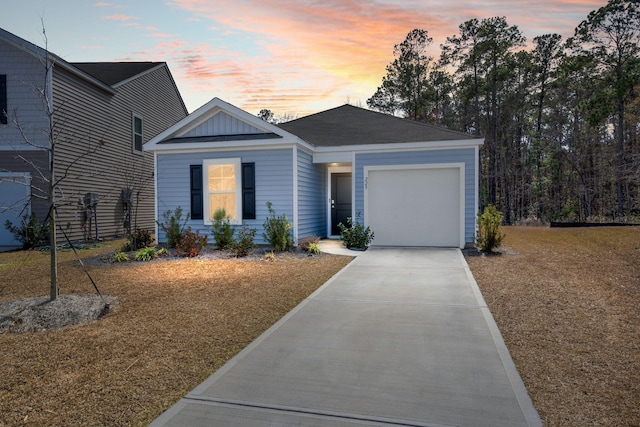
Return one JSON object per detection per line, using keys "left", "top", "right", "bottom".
{"left": 331, "top": 172, "right": 352, "bottom": 235}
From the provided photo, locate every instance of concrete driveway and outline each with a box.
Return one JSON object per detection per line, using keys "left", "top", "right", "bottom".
{"left": 150, "top": 246, "right": 542, "bottom": 427}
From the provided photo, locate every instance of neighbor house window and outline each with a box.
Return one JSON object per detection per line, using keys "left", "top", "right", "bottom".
{"left": 0, "top": 75, "right": 7, "bottom": 125}
{"left": 132, "top": 114, "right": 143, "bottom": 153}
{"left": 203, "top": 158, "right": 242, "bottom": 224}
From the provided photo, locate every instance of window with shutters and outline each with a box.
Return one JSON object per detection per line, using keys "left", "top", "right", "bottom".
{"left": 203, "top": 158, "right": 242, "bottom": 224}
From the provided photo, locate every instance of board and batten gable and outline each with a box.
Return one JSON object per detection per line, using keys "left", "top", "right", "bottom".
{"left": 51, "top": 63, "right": 187, "bottom": 242}
{"left": 155, "top": 148, "right": 295, "bottom": 245}
{"left": 296, "top": 147, "right": 326, "bottom": 239}
{"left": 354, "top": 147, "right": 479, "bottom": 245}
{"left": 183, "top": 111, "right": 265, "bottom": 137}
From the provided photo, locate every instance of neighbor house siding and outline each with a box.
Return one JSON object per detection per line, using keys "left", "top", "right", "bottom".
{"left": 354, "top": 148, "right": 477, "bottom": 244}
{"left": 156, "top": 148, "right": 294, "bottom": 245}
{"left": 297, "top": 148, "right": 326, "bottom": 239}
{"left": 0, "top": 40, "right": 55, "bottom": 226}
{"left": 51, "top": 65, "right": 186, "bottom": 242}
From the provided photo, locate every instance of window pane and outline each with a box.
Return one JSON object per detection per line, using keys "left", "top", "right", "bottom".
{"left": 209, "top": 193, "right": 236, "bottom": 219}
{"left": 134, "top": 116, "right": 142, "bottom": 134}
{"left": 208, "top": 164, "right": 235, "bottom": 191}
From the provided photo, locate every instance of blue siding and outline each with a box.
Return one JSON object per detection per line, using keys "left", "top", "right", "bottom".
{"left": 297, "top": 149, "right": 326, "bottom": 239}
{"left": 156, "top": 148, "right": 294, "bottom": 245}
{"left": 354, "top": 148, "right": 477, "bottom": 244}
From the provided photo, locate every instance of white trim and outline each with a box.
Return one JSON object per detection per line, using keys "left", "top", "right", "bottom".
{"left": 293, "top": 145, "right": 299, "bottom": 244}
{"left": 474, "top": 145, "right": 480, "bottom": 242}
{"left": 132, "top": 113, "right": 144, "bottom": 155}
{"left": 326, "top": 164, "right": 353, "bottom": 238}
{"left": 202, "top": 157, "right": 243, "bottom": 225}
{"left": 153, "top": 152, "right": 159, "bottom": 241}
{"left": 363, "top": 163, "right": 465, "bottom": 248}
{"left": 147, "top": 142, "right": 298, "bottom": 156}
{"left": 144, "top": 97, "right": 304, "bottom": 151}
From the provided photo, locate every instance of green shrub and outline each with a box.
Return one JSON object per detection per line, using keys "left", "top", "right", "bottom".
{"left": 176, "top": 228, "right": 208, "bottom": 257}
{"left": 211, "top": 208, "right": 235, "bottom": 249}
{"left": 4, "top": 213, "right": 49, "bottom": 249}
{"left": 476, "top": 204, "right": 505, "bottom": 252}
{"left": 306, "top": 242, "right": 321, "bottom": 255}
{"left": 157, "top": 206, "right": 189, "bottom": 248}
{"left": 157, "top": 247, "right": 168, "bottom": 256}
{"left": 230, "top": 224, "right": 257, "bottom": 257}
{"left": 338, "top": 212, "right": 374, "bottom": 249}
{"left": 262, "top": 201, "right": 293, "bottom": 252}
{"left": 129, "top": 228, "right": 154, "bottom": 250}
{"left": 134, "top": 247, "right": 157, "bottom": 261}
{"left": 112, "top": 251, "right": 130, "bottom": 263}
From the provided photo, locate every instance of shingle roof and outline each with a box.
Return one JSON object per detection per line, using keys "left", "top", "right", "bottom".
{"left": 71, "top": 62, "right": 163, "bottom": 86}
{"left": 277, "top": 104, "right": 478, "bottom": 147}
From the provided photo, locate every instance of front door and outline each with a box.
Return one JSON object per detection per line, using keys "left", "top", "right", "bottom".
{"left": 331, "top": 172, "right": 352, "bottom": 235}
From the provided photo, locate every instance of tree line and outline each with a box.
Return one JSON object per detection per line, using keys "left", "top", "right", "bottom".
{"left": 367, "top": 0, "right": 640, "bottom": 224}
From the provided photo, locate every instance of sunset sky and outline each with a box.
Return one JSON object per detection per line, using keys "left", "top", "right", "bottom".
{"left": 2, "top": 0, "right": 606, "bottom": 116}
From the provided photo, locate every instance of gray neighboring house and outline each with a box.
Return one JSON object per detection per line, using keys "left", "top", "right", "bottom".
{"left": 146, "top": 98, "right": 483, "bottom": 248}
{"left": 0, "top": 27, "right": 188, "bottom": 250}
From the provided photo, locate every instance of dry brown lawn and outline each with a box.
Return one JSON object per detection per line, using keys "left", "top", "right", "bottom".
{"left": 0, "top": 243, "right": 352, "bottom": 426}
{"left": 466, "top": 226, "right": 640, "bottom": 427}
{"left": 2, "top": 227, "right": 639, "bottom": 426}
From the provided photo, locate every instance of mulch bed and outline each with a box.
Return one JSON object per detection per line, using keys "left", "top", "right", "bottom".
{"left": 465, "top": 226, "right": 640, "bottom": 426}
{"left": 0, "top": 242, "right": 353, "bottom": 426}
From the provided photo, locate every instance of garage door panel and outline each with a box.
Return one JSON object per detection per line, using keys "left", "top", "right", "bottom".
{"left": 366, "top": 167, "right": 460, "bottom": 247}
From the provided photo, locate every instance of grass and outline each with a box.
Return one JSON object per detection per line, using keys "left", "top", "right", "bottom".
{"left": 0, "top": 242, "right": 352, "bottom": 426}
{"left": 466, "top": 226, "right": 640, "bottom": 426}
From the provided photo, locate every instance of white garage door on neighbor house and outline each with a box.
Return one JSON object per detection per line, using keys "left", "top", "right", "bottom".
{"left": 365, "top": 165, "right": 464, "bottom": 248}
{"left": 0, "top": 172, "right": 31, "bottom": 250}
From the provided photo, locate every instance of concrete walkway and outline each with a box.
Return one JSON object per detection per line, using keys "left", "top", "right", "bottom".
{"left": 150, "top": 247, "right": 541, "bottom": 427}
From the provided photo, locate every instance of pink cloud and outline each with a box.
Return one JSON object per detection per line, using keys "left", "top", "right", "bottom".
{"left": 164, "top": 0, "right": 608, "bottom": 114}
{"left": 102, "top": 14, "right": 138, "bottom": 21}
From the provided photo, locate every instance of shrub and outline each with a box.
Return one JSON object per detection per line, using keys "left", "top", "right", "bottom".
{"left": 157, "top": 206, "right": 189, "bottom": 248}
{"left": 298, "top": 235, "right": 321, "bottom": 255}
{"left": 476, "top": 204, "right": 505, "bottom": 252}
{"left": 112, "top": 251, "right": 130, "bottom": 263}
{"left": 230, "top": 224, "right": 257, "bottom": 257}
{"left": 4, "top": 213, "right": 49, "bottom": 249}
{"left": 157, "top": 247, "right": 168, "bottom": 256}
{"left": 129, "top": 228, "right": 154, "bottom": 250}
{"left": 338, "top": 212, "right": 374, "bottom": 249}
{"left": 134, "top": 247, "right": 157, "bottom": 262}
{"left": 262, "top": 201, "right": 293, "bottom": 252}
{"left": 211, "top": 208, "right": 235, "bottom": 249}
{"left": 176, "top": 228, "right": 208, "bottom": 257}
{"left": 263, "top": 252, "right": 276, "bottom": 262}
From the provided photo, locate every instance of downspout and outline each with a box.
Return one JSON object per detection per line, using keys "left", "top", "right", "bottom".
{"left": 292, "top": 145, "right": 298, "bottom": 245}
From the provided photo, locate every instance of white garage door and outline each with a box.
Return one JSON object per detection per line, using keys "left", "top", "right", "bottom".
{"left": 0, "top": 173, "right": 31, "bottom": 250}
{"left": 365, "top": 166, "right": 463, "bottom": 247}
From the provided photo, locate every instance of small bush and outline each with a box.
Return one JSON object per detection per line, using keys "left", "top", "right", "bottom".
{"left": 263, "top": 252, "right": 276, "bottom": 262}
{"left": 211, "top": 208, "right": 235, "bottom": 249}
{"left": 176, "top": 228, "right": 208, "bottom": 257}
{"left": 129, "top": 228, "right": 154, "bottom": 250}
{"left": 262, "top": 201, "right": 293, "bottom": 252}
{"left": 112, "top": 251, "right": 130, "bottom": 263}
{"left": 338, "top": 212, "right": 374, "bottom": 249}
{"left": 134, "top": 247, "right": 157, "bottom": 262}
{"left": 4, "top": 213, "right": 49, "bottom": 249}
{"left": 476, "top": 205, "right": 505, "bottom": 252}
{"left": 157, "top": 206, "right": 189, "bottom": 248}
{"left": 298, "top": 235, "right": 321, "bottom": 255}
{"left": 230, "top": 224, "right": 257, "bottom": 257}
{"left": 156, "top": 247, "right": 168, "bottom": 256}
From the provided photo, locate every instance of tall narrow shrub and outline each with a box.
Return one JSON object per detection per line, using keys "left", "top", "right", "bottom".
{"left": 211, "top": 208, "right": 235, "bottom": 249}
{"left": 262, "top": 201, "right": 293, "bottom": 251}
{"left": 476, "top": 205, "right": 505, "bottom": 252}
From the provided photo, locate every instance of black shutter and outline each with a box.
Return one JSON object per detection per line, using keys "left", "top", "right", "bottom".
{"left": 0, "top": 75, "right": 7, "bottom": 125}
{"left": 190, "top": 165, "right": 203, "bottom": 220}
{"left": 242, "top": 163, "right": 256, "bottom": 220}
